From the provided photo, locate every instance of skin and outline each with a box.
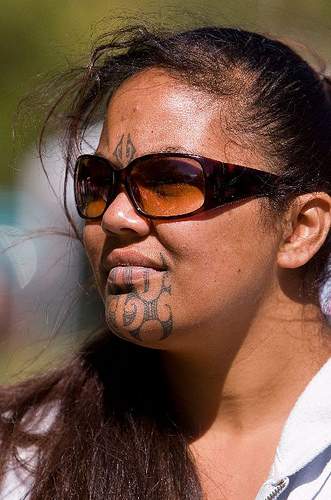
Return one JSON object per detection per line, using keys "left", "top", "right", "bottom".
{"left": 83, "top": 68, "right": 331, "bottom": 499}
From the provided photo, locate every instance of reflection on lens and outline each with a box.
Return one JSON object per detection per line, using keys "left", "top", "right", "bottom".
{"left": 131, "top": 157, "right": 205, "bottom": 217}
{"left": 75, "top": 156, "right": 113, "bottom": 219}
{"left": 84, "top": 199, "right": 107, "bottom": 218}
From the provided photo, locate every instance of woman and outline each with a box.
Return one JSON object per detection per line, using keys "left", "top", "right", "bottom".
{"left": 1, "top": 24, "right": 331, "bottom": 500}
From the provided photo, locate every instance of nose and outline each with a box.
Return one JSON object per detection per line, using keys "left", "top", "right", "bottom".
{"left": 101, "top": 189, "right": 151, "bottom": 238}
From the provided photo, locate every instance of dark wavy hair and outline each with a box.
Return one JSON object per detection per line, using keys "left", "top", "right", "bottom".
{"left": 1, "top": 23, "right": 331, "bottom": 500}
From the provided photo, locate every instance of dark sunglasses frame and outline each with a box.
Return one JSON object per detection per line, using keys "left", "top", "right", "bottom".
{"left": 74, "top": 152, "right": 280, "bottom": 220}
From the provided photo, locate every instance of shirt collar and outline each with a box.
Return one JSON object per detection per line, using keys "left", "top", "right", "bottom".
{"left": 270, "top": 357, "right": 331, "bottom": 480}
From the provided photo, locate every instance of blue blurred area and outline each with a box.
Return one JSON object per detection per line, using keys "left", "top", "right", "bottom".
{"left": 0, "top": 145, "right": 104, "bottom": 354}
{"left": 0, "top": 189, "right": 18, "bottom": 342}
{"left": 0, "top": 190, "right": 16, "bottom": 225}
{"left": 0, "top": 189, "right": 18, "bottom": 286}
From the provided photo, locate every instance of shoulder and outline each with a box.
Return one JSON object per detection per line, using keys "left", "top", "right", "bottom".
{"left": 258, "top": 359, "right": 331, "bottom": 499}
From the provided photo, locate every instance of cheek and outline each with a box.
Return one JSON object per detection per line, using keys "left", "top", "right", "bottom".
{"left": 83, "top": 224, "right": 106, "bottom": 292}
{"left": 156, "top": 207, "right": 263, "bottom": 265}
{"left": 155, "top": 206, "right": 279, "bottom": 317}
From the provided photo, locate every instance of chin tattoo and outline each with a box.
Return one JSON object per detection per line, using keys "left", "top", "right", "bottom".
{"left": 106, "top": 256, "right": 173, "bottom": 341}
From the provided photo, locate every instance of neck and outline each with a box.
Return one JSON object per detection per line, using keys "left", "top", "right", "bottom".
{"left": 161, "top": 297, "right": 331, "bottom": 440}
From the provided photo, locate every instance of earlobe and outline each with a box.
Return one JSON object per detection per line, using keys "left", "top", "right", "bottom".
{"left": 277, "top": 194, "right": 331, "bottom": 270}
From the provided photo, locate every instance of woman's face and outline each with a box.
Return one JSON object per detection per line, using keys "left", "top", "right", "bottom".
{"left": 83, "top": 68, "right": 281, "bottom": 350}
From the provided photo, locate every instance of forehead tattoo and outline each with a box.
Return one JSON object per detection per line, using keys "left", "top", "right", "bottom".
{"left": 113, "top": 133, "right": 137, "bottom": 165}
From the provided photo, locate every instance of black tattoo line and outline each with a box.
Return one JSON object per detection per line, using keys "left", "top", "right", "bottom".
{"left": 126, "top": 134, "right": 136, "bottom": 162}
{"left": 106, "top": 269, "right": 127, "bottom": 340}
{"left": 143, "top": 269, "right": 150, "bottom": 293}
{"left": 123, "top": 269, "right": 173, "bottom": 341}
{"left": 107, "top": 254, "right": 172, "bottom": 341}
{"left": 113, "top": 134, "right": 124, "bottom": 164}
{"left": 107, "top": 294, "right": 125, "bottom": 339}
{"left": 113, "top": 133, "right": 137, "bottom": 165}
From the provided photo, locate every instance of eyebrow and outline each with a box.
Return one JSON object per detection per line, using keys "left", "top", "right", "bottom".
{"left": 157, "top": 146, "right": 195, "bottom": 154}
{"left": 94, "top": 145, "right": 197, "bottom": 158}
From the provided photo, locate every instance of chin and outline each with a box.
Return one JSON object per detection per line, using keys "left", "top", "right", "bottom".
{"left": 106, "top": 323, "right": 172, "bottom": 349}
{"left": 104, "top": 291, "right": 173, "bottom": 346}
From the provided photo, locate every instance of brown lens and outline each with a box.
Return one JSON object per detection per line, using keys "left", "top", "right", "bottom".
{"left": 85, "top": 199, "right": 107, "bottom": 218}
{"left": 75, "top": 156, "right": 114, "bottom": 219}
{"left": 130, "top": 157, "right": 205, "bottom": 217}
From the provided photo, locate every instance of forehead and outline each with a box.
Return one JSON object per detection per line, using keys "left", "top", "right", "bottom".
{"left": 99, "top": 68, "right": 265, "bottom": 168}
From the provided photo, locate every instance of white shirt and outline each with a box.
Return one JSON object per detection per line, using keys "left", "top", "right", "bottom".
{"left": 256, "top": 358, "right": 331, "bottom": 499}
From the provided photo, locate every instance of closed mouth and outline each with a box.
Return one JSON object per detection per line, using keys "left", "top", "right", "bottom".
{"left": 106, "top": 265, "right": 164, "bottom": 294}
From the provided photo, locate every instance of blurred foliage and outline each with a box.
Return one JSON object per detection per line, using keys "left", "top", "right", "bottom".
{"left": 1, "top": 0, "right": 331, "bottom": 187}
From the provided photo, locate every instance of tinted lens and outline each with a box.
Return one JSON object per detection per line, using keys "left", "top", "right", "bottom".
{"left": 130, "top": 157, "right": 205, "bottom": 217}
{"left": 75, "top": 156, "right": 114, "bottom": 219}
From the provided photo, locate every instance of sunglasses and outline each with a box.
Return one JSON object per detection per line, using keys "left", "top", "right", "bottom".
{"left": 74, "top": 152, "right": 279, "bottom": 220}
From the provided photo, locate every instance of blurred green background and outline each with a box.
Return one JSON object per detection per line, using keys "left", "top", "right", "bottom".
{"left": 1, "top": 0, "right": 331, "bottom": 382}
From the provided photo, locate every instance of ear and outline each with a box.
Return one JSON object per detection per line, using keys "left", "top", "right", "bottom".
{"left": 277, "top": 193, "right": 331, "bottom": 269}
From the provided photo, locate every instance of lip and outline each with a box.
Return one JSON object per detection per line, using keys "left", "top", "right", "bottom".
{"left": 102, "top": 249, "right": 167, "bottom": 273}
{"left": 107, "top": 265, "right": 163, "bottom": 293}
